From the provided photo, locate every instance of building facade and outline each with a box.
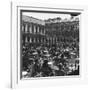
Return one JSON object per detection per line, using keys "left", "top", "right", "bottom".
{"left": 22, "top": 15, "right": 79, "bottom": 46}
{"left": 22, "top": 16, "right": 46, "bottom": 46}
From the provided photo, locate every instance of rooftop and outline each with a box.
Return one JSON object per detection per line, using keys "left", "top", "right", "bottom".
{"left": 22, "top": 15, "right": 45, "bottom": 25}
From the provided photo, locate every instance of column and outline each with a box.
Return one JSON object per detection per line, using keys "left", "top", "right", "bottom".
{"left": 43, "top": 29, "right": 45, "bottom": 35}
{"left": 36, "top": 26, "right": 37, "bottom": 34}
{"left": 33, "top": 38, "right": 36, "bottom": 43}
{"left": 34, "top": 25, "right": 36, "bottom": 34}
{"left": 37, "top": 38, "right": 39, "bottom": 43}
{"left": 29, "top": 37, "right": 31, "bottom": 43}
{"left": 37, "top": 26, "right": 39, "bottom": 34}
{"left": 29, "top": 24, "right": 32, "bottom": 33}
{"left": 25, "top": 24, "right": 28, "bottom": 33}
{"left": 31, "top": 24, "right": 34, "bottom": 34}
{"left": 40, "top": 27, "right": 42, "bottom": 35}
{"left": 53, "top": 37, "right": 55, "bottom": 44}
{"left": 41, "top": 38, "right": 42, "bottom": 43}
{"left": 25, "top": 36, "right": 28, "bottom": 43}
{"left": 22, "top": 25, "right": 24, "bottom": 32}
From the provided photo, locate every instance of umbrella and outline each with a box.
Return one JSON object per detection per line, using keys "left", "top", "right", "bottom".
{"left": 48, "top": 61, "right": 59, "bottom": 70}
{"left": 32, "top": 52, "right": 38, "bottom": 55}
{"left": 44, "top": 54, "right": 51, "bottom": 57}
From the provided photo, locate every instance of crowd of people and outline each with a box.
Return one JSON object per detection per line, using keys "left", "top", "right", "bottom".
{"left": 22, "top": 41, "right": 79, "bottom": 78}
